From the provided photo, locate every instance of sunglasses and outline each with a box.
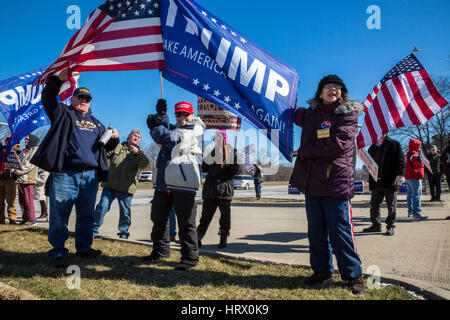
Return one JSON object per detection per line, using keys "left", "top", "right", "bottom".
{"left": 175, "top": 112, "right": 190, "bottom": 118}
{"left": 77, "top": 95, "right": 92, "bottom": 102}
{"left": 323, "top": 84, "right": 342, "bottom": 90}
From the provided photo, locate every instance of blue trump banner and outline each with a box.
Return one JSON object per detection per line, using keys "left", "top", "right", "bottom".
{"left": 160, "top": 0, "right": 299, "bottom": 161}
{"left": 0, "top": 67, "right": 50, "bottom": 152}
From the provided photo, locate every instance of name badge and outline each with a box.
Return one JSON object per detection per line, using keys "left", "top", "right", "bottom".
{"left": 317, "top": 129, "right": 330, "bottom": 139}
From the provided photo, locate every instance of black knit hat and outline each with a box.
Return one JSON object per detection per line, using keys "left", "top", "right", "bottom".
{"left": 315, "top": 74, "right": 348, "bottom": 100}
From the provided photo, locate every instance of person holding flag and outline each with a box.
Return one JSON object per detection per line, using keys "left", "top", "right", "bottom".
{"left": 31, "top": 68, "right": 120, "bottom": 268}
{"left": 144, "top": 99, "right": 205, "bottom": 271}
{"left": 289, "top": 75, "right": 365, "bottom": 294}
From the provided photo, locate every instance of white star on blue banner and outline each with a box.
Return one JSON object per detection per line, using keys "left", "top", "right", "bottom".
{"left": 160, "top": 0, "right": 299, "bottom": 161}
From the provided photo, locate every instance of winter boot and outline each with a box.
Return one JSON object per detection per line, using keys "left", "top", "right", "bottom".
{"left": 217, "top": 230, "right": 229, "bottom": 249}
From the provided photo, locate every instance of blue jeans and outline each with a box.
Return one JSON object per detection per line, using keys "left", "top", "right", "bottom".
{"left": 48, "top": 170, "right": 99, "bottom": 260}
{"left": 305, "top": 195, "right": 362, "bottom": 281}
{"left": 406, "top": 179, "right": 422, "bottom": 216}
{"left": 255, "top": 183, "right": 262, "bottom": 196}
{"left": 169, "top": 206, "right": 177, "bottom": 237}
{"left": 93, "top": 188, "right": 133, "bottom": 237}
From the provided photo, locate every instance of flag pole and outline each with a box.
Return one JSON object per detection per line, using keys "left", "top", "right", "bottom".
{"left": 159, "top": 70, "right": 164, "bottom": 99}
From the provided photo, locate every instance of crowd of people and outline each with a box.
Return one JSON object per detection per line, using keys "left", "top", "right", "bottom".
{"left": 1, "top": 69, "right": 449, "bottom": 295}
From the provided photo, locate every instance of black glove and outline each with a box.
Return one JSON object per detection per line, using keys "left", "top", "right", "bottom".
{"left": 146, "top": 114, "right": 158, "bottom": 130}
{"left": 156, "top": 99, "right": 167, "bottom": 117}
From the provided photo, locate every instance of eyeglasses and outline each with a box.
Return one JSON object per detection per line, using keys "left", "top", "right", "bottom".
{"left": 77, "top": 95, "right": 92, "bottom": 102}
{"left": 175, "top": 112, "right": 190, "bottom": 118}
{"left": 323, "top": 84, "right": 342, "bottom": 90}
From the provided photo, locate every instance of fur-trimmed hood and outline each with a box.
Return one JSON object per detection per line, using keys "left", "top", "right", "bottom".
{"left": 307, "top": 98, "right": 364, "bottom": 115}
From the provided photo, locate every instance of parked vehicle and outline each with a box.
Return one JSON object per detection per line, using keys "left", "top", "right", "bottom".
{"left": 138, "top": 170, "right": 153, "bottom": 182}
{"left": 233, "top": 175, "right": 255, "bottom": 190}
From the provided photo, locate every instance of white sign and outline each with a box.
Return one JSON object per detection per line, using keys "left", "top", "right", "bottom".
{"left": 357, "top": 148, "right": 379, "bottom": 181}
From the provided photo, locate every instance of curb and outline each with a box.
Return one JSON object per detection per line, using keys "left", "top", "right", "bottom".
{"left": 210, "top": 200, "right": 448, "bottom": 208}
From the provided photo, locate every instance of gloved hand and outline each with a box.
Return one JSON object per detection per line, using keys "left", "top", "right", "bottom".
{"left": 156, "top": 99, "right": 167, "bottom": 117}
{"left": 146, "top": 114, "right": 158, "bottom": 130}
{"left": 394, "top": 175, "right": 405, "bottom": 185}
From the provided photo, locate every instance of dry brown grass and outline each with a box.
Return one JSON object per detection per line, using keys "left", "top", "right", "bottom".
{"left": 0, "top": 225, "right": 417, "bottom": 300}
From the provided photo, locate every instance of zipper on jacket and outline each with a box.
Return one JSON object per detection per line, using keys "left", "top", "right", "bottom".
{"left": 178, "top": 165, "right": 187, "bottom": 181}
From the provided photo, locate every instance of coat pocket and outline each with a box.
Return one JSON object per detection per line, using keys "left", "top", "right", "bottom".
{"left": 310, "top": 159, "right": 330, "bottom": 183}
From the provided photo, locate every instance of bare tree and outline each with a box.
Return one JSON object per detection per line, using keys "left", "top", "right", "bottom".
{"left": 140, "top": 140, "right": 160, "bottom": 170}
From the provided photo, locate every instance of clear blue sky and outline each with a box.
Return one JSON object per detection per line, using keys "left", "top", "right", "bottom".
{"left": 0, "top": 0, "right": 449, "bottom": 167}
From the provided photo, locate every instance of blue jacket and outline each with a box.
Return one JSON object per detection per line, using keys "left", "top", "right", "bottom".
{"left": 150, "top": 115, "right": 205, "bottom": 193}
{"left": 30, "top": 76, "right": 118, "bottom": 182}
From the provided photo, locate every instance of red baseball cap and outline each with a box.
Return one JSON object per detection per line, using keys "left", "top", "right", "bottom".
{"left": 175, "top": 101, "right": 194, "bottom": 114}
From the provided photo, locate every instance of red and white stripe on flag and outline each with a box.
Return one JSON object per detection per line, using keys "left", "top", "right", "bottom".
{"left": 35, "top": 0, "right": 164, "bottom": 100}
{"left": 356, "top": 54, "right": 447, "bottom": 149}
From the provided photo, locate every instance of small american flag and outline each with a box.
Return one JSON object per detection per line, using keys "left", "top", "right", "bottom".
{"left": 357, "top": 54, "right": 447, "bottom": 149}
{"left": 36, "top": 0, "right": 164, "bottom": 99}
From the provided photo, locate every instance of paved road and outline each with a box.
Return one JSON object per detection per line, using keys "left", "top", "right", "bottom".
{"left": 31, "top": 185, "right": 450, "bottom": 299}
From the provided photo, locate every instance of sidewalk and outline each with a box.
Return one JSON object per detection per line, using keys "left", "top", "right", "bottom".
{"left": 35, "top": 190, "right": 450, "bottom": 299}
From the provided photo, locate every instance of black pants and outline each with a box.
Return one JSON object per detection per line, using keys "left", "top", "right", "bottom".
{"left": 428, "top": 173, "right": 442, "bottom": 200}
{"left": 150, "top": 190, "right": 199, "bottom": 266}
{"left": 197, "top": 198, "right": 232, "bottom": 236}
{"left": 370, "top": 187, "right": 397, "bottom": 228}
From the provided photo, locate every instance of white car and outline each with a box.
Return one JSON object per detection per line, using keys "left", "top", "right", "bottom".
{"left": 138, "top": 171, "right": 153, "bottom": 182}
{"left": 233, "top": 175, "right": 255, "bottom": 190}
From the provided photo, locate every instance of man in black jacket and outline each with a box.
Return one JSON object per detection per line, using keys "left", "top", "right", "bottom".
{"left": 363, "top": 134, "right": 405, "bottom": 236}
{"left": 425, "top": 145, "right": 443, "bottom": 202}
{"left": 31, "top": 68, "right": 119, "bottom": 268}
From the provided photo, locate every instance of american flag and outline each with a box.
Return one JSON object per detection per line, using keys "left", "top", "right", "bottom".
{"left": 356, "top": 54, "right": 448, "bottom": 149}
{"left": 35, "top": 0, "right": 164, "bottom": 100}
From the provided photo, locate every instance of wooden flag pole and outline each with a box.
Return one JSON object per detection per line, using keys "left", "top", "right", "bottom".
{"left": 159, "top": 70, "right": 164, "bottom": 99}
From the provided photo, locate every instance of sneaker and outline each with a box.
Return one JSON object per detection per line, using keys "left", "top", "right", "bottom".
{"left": 9, "top": 220, "right": 17, "bottom": 225}
{"left": 362, "top": 225, "right": 382, "bottom": 233}
{"left": 170, "top": 235, "right": 176, "bottom": 242}
{"left": 37, "top": 213, "right": 48, "bottom": 219}
{"left": 24, "top": 221, "right": 37, "bottom": 226}
{"left": 117, "top": 233, "right": 129, "bottom": 239}
{"left": 414, "top": 215, "right": 428, "bottom": 221}
{"left": 76, "top": 248, "right": 102, "bottom": 258}
{"left": 385, "top": 227, "right": 394, "bottom": 236}
{"left": 174, "top": 262, "right": 196, "bottom": 271}
{"left": 349, "top": 276, "right": 365, "bottom": 294}
{"left": 305, "top": 273, "right": 334, "bottom": 287}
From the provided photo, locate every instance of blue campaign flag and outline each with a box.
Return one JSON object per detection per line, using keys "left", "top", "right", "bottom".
{"left": 0, "top": 67, "right": 50, "bottom": 152}
{"left": 160, "top": 0, "right": 299, "bottom": 161}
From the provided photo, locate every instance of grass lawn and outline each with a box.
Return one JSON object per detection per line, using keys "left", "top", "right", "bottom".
{"left": 0, "top": 225, "right": 417, "bottom": 300}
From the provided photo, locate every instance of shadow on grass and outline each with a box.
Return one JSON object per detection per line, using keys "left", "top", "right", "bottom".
{"left": 0, "top": 228, "right": 339, "bottom": 292}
